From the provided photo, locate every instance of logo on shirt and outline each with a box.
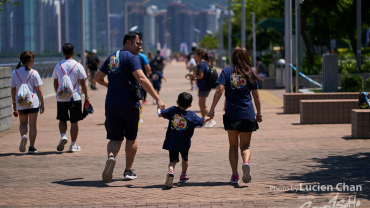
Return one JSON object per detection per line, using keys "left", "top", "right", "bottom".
{"left": 109, "top": 55, "right": 119, "bottom": 72}
{"left": 171, "top": 114, "right": 187, "bottom": 131}
{"left": 151, "top": 73, "right": 159, "bottom": 81}
{"left": 231, "top": 74, "right": 247, "bottom": 90}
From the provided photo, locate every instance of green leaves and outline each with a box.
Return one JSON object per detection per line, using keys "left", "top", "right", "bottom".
{"left": 0, "top": 0, "right": 21, "bottom": 12}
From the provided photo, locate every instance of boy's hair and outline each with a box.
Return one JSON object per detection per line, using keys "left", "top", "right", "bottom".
{"left": 63, "top": 43, "right": 74, "bottom": 55}
{"left": 178, "top": 92, "right": 193, "bottom": 108}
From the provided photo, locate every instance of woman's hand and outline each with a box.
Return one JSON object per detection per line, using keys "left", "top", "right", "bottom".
{"left": 256, "top": 114, "right": 262, "bottom": 123}
{"left": 13, "top": 103, "right": 17, "bottom": 112}
{"left": 208, "top": 109, "right": 215, "bottom": 119}
{"left": 40, "top": 103, "right": 45, "bottom": 114}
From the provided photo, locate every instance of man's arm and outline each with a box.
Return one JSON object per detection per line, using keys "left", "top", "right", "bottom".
{"left": 133, "top": 70, "right": 165, "bottom": 110}
{"left": 94, "top": 70, "right": 108, "bottom": 87}
{"left": 79, "top": 79, "right": 90, "bottom": 103}
{"left": 54, "top": 79, "right": 58, "bottom": 92}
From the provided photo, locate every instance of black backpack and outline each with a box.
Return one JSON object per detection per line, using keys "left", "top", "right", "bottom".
{"left": 359, "top": 92, "right": 369, "bottom": 109}
{"left": 206, "top": 65, "right": 219, "bottom": 89}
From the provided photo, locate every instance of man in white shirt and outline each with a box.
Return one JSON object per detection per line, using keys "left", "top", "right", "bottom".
{"left": 52, "top": 43, "right": 90, "bottom": 152}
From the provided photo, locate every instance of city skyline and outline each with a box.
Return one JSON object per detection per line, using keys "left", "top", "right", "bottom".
{"left": 0, "top": 0, "right": 224, "bottom": 56}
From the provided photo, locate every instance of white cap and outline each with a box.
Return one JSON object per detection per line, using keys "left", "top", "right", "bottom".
{"left": 92, "top": 49, "right": 97, "bottom": 53}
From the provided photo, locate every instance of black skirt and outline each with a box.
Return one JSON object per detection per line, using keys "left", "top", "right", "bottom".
{"left": 223, "top": 115, "right": 259, "bottom": 132}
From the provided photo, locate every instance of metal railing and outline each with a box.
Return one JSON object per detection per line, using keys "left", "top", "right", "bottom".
{"left": 0, "top": 61, "right": 58, "bottom": 78}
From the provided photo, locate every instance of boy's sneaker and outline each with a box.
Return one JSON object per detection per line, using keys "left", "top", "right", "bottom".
{"left": 57, "top": 136, "right": 68, "bottom": 151}
{"left": 19, "top": 135, "right": 27, "bottom": 152}
{"left": 140, "top": 119, "right": 144, "bottom": 123}
{"left": 179, "top": 174, "right": 190, "bottom": 183}
{"left": 123, "top": 169, "right": 137, "bottom": 181}
{"left": 242, "top": 163, "right": 252, "bottom": 183}
{"left": 143, "top": 100, "right": 148, "bottom": 104}
{"left": 102, "top": 157, "right": 116, "bottom": 183}
{"left": 153, "top": 100, "right": 157, "bottom": 105}
{"left": 165, "top": 172, "right": 174, "bottom": 188}
{"left": 230, "top": 174, "right": 240, "bottom": 184}
{"left": 205, "top": 120, "right": 216, "bottom": 128}
{"left": 27, "top": 146, "right": 38, "bottom": 154}
{"left": 68, "top": 145, "right": 81, "bottom": 152}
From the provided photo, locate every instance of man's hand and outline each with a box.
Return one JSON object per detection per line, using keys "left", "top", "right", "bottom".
{"left": 208, "top": 109, "right": 215, "bottom": 119}
{"left": 156, "top": 99, "right": 165, "bottom": 110}
{"left": 40, "top": 103, "right": 45, "bottom": 114}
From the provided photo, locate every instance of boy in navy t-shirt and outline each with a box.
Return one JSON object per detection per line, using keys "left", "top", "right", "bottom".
{"left": 149, "top": 68, "right": 166, "bottom": 104}
{"left": 158, "top": 92, "right": 211, "bottom": 188}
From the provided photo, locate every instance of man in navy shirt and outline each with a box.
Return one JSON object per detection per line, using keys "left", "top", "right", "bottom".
{"left": 94, "top": 31, "right": 165, "bottom": 183}
{"left": 158, "top": 92, "right": 210, "bottom": 188}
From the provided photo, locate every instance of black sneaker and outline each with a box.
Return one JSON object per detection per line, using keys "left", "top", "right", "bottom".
{"left": 123, "top": 169, "right": 137, "bottom": 181}
{"left": 28, "top": 146, "right": 38, "bottom": 154}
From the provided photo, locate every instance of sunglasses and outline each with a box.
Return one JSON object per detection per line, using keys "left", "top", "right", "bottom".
{"left": 130, "top": 40, "right": 142, "bottom": 47}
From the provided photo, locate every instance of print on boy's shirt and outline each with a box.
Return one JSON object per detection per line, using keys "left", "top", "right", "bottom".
{"left": 151, "top": 73, "right": 160, "bottom": 81}
{"left": 231, "top": 74, "right": 247, "bottom": 90}
{"left": 171, "top": 114, "right": 187, "bottom": 131}
{"left": 109, "top": 55, "right": 119, "bottom": 72}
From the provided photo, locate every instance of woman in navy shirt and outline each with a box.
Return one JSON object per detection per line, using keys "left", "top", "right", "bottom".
{"left": 191, "top": 49, "right": 216, "bottom": 128}
{"left": 208, "top": 47, "right": 263, "bottom": 184}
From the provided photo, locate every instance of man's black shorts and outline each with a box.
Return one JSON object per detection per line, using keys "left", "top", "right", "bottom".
{"left": 169, "top": 151, "right": 189, "bottom": 162}
{"left": 105, "top": 107, "right": 140, "bottom": 141}
{"left": 57, "top": 101, "right": 83, "bottom": 123}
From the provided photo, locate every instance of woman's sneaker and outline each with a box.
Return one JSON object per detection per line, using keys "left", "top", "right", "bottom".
{"left": 57, "top": 136, "right": 68, "bottom": 151}
{"left": 123, "top": 169, "right": 137, "bottom": 181}
{"left": 179, "top": 174, "right": 190, "bottom": 183}
{"left": 230, "top": 174, "right": 240, "bottom": 184}
{"left": 102, "top": 157, "right": 116, "bottom": 183}
{"left": 19, "top": 135, "right": 27, "bottom": 152}
{"left": 242, "top": 163, "right": 252, "bottom": 183}
{"left": 68, "top": 144, "right": 81, "bottom": 152}
{"left": 165, "top": 171, "right": 174, "bottom": 188}
{"left": 27, "top": 146, "right": 38, "bottom": 154}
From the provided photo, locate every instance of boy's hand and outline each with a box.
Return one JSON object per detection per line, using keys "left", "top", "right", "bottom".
{"left": 204, "top": 116, "right": 211, "bottom": 123}
{"left": 208, "top": 109, "right": 215, "bottom": 119}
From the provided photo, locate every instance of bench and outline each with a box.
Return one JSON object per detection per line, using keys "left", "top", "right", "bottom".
{"left": 284, "top": 93, "right": 363, "bottom": 114}
{"left": 351, "top": 109, "right": 370, "bottom": 139}
{"left": 300, "top": 99, "right": 358, "bottom": 124}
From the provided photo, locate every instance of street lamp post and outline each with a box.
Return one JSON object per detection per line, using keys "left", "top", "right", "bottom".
{"left": 194, "top": 28, "right": 200, "bottom": 45}
{"left": 295, "top": 0, "right": 302, "bottom": 93}
{"left": 241, "top": 0, "right": 245, "bottom": 48}
{"left": 124, "top": 0, "right": 128, "bottom": 35}
{"left": 284, "top": 0, "right": 292, "bottom": 93}
{"left": 356, "top": 0, "right": 361, "bottom": 69}
{"left": 80, "top": 0, "right": 85, "bottom": 68}
{"left": 228, "top": 0, "right": 232, "bottom": 66}
{"left": 252, "top": 12, "right": 256, "bottom": 70}
{"left": 106, "top": 0, "right": 110, "bottom": 55}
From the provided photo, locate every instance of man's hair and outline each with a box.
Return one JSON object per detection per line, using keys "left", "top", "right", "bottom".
{"left": 123, "top": 31, "right": 143, "bottom": 45}
{"left": 178, "top": 92, "right": 193, "bottom": 108}
{"left": 63, "top": 43, "right": 74, "bottom": 55}
{"left": 191, "top": 46, "right": 197, "bottom": 52}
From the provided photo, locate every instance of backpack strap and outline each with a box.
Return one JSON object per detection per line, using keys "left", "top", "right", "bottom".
{"left": 59, "top": 62, "right": 66, "bottom": 75}
{"left": 59, "top": 62, "right": 80, "bottom": 90}
{"left": 15, "top": 71, "right": 23, "bottom": 84}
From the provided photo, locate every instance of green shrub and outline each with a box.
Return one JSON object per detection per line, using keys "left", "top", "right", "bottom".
{"left": 340, "top": 75, "right": 364, "bottom": 92}
{"left": 364, "top": 78, "right": 370, "bottom": 92}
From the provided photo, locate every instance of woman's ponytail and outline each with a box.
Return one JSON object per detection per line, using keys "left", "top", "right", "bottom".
{"left": 16, "top": 62, "right": 22, "bottom": 69}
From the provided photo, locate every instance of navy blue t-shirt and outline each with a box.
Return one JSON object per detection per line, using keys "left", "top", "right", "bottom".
{"left": 149, "top": 71, "right": 163, "bottom": 90}
{"left": 216, "top": 67, "right": 258, "bottom": 120}
{"left": 99, "top": 50, "right": 142, "bottom": 109}
{"left": 161, "top": 106, "right": 205, "bottom": 152}
{"left": 197, "top": 61, "right": 210, "bottom": 92}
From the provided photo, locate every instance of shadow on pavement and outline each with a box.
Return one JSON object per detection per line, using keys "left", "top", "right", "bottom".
{"left": 341, "top": 136, "right": 369, "bottom": 141}
{"left": 282, "top": 152, "right": 370, "bottom": 198}
{"left": 53, "top": 179, "right": 245, "bottom": 189}
{"left": 0, "top": 151, "right": 66, "bottom": 157}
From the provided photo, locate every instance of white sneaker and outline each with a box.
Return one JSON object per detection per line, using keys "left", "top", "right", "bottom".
{"left": 140, "top": 119, "right": 144, "bottom": 123}
{"left": 153, "top": 100, "right": 156, "bottom": 105}
{"left": 19, "top": 135, "right": 27, "bottom": 153}
{"left": 57, "top": 136, "right": 68, "bottom": 151}
{"left": 102, "top": 157, "right": 116, "bottom": 183}
{"left": 242, "top": 163, "right": 252, "bottom": 183}
{"left": 205, "top": 120, "right": 216, "bottom": 128}
{"left": 68, "top": 144, "right": 81, "bottom": 152}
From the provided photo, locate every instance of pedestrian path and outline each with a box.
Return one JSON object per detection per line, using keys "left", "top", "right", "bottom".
{"left": 0, "top": 62, "right": 369, "bottom": 208}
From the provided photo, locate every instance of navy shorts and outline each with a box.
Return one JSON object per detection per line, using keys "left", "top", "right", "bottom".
{"left": 105, "top": 107, "right": 141, "bottom": 141}
{"left": 18, "top": 108, "right": 39, "bottom": 115}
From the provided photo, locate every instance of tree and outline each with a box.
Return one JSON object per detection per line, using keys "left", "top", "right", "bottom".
{"left": 199, "top": 34, "right": 218, "bottom": 49}
{"left": 0, "top": 0, "right": 21, "bottom": 12}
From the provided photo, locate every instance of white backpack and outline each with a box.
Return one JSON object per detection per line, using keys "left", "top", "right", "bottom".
{"left": 15, "top": 70, "right": 34, "bottom": 107}
{"left": 56, "top": 62, "right": 79, "bottom": 99}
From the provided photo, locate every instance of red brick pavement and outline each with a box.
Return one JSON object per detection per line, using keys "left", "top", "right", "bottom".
{"left": 0, "top": 62, "right": 369, "bottom": 208}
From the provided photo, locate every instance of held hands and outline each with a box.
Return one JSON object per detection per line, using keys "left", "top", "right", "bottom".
{"left": 156, "top": 99, "right": 165, "bottom": 110}
{"left": 208, "top": 109, "right": 215, "bottom": 119}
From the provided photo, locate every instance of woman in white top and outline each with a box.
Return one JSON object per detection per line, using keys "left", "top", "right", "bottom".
{"left": 10, "top": 51, "right": 45, "bottom": 153}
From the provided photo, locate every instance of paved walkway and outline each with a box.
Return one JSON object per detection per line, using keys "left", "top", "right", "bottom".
{"left": 0, "top": 62, "right": 369, "bottom": 208}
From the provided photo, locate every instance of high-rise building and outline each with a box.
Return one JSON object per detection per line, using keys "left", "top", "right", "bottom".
{"left": 195, "top": 10, "right": 217, "bottom": 43}
{"left": 144, "top": 5, "right": 158, "bottom": 53}
{"left": 178, "top": 9, "right": 194, "bottom": 52}
{"left": 166, "top": 1, "right": 185, "bottom": 52}
{"left": 154, "top": 10, "right": 167, "bottom": 50}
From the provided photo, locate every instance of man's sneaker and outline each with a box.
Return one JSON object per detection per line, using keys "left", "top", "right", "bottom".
{"left": 27, "top": 146, "right": 38, "bottom": 153}
{"left": 165, "top": 172, "right": 174, "bottom": 188}
{"left": 19, "top": 135, "right": 27, "bottom": 152}
{"left": 179, "top": 174, "right": 190, "bottom": 183}
{"left": 205, "top": 120, "right": 216, "bottom": 128}
{"left": 102, "top": 157, "right": 116, "bottom": 183}
{"left": 242, "top": 163, "right": 252, "bottom": 183}
{"left": 123, "top": 169, "right": 137, "bottom": 181}
{"left": 57, "top": 136, "right": 68, "bottom": 151}
{"left": 68, "top": 145, "right": 81, "bottom": 152}
{"left": 230, "top": 174, "right": 240, "bottom": 184}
